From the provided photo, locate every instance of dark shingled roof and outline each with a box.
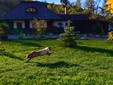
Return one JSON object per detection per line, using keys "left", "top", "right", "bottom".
{"left": 1, "top": 1, "right": 89, "bottom": 21}
{"left": 1, "top": 1, "right": 60, "bottom": 20}
{"left": 58, "top": 14, "right": 88, "bottom": 21}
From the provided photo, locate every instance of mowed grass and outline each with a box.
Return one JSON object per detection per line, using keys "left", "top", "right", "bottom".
{"left": 0, "top": 39, "right": 113, "bottom": 85}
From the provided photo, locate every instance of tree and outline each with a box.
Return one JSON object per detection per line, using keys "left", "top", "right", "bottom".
{"left": 25, "top": 0, "right": 33, "bottom": 1}
{"left": 0, "top": 26, "right": 5, "bottom": 40}
{"left": 94, "top": 0, "right": 103, "bottom": 14}
{"left": 75, "top": 0, "right": 81, "bottom": 9}
{"left": 60, "top": 0, "right": 70, "bottom": 14}
{"left": 68, "top": 1, "right": 83, "bottom": 14}
{"left": 0, "top": 23, "right": 8, "bottom": 40}
{"left": 47, "top": 3, "right": 64, "bottom": 14}
{"left": 104, "top": 0, "right": 113, "bottom": 28}
{"left": 108, "top": 31, "right": 113, "bottom": 41}
{"left": 106, "top": 0, "right": 113, "bottom": 13}
{"left": 60, "top": 0, "right": 69, "bottom": 6}
{"left": 47, "top": 3, "right": 57, "bottom": 13}
{"left": 84, "top": 0, "right": 95, "bottom": 13}
{"left": 58, "top": 21, "right": 77, "bottom": 47}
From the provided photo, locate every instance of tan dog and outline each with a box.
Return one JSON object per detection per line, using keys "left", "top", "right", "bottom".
{"left": 26, "top": 47, "right": 51, "bottom": 62}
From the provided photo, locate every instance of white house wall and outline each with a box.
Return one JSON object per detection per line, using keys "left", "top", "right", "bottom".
{"left": 53, "top": 21, "right": 67, "bottom": 28}
{"left": 61, "top": 21, "right": 67, "bottom": 28}
{"left": 13, "top": 20, "right": 25, "bottom": 28}
{"left": 53, "top": 21, "right": 60, "bottom": 27}
{"left": 30, "top": 20, "right": 33, "bottom": 28}
{"left": 13, "top": 20, "right": 66, "bottom": 29}
{"left": 30, "top": 20, "right": 47, "bottom": 28}
{"left": 14, "top": 21, "right": 17, "bottom": 28}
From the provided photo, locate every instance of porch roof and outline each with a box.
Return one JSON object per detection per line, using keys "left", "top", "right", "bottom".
{"left": 58, "top": 14, "right": 89, "bottom": 21}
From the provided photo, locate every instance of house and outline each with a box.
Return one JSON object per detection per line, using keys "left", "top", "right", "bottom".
{"left": 1, "top": 1, "right": 109, "bottom": 35}
{"left": 1, "top": 1, "right": 60, "bottom": 34}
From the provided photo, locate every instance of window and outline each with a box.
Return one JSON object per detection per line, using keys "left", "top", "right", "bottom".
{"left": 26, "top": 7, "right": 37, "bottom": 13}
{"left": 65, "top": 22, "right": 68, "bottom": 26}
{"left": 17, "top": 22, "right": 22, "bottom": 28}
{"left": 57, "top": 23, "right": 63, "bottom": 26}
{"left": 14, "top": 21, "right": 25, "bottom": 29}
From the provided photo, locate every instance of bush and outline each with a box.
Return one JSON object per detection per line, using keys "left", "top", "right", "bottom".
{"left": 32, "top": 19, "right": 46, "bottom": 37}
{"left": 58, "top": 25, "right": 77, "bottom": 47}
{"left": 107, "top": 31, "right": 113, "bottom": 41}
{"left": 0, "top": 23, "right": 8, "bottom": 40}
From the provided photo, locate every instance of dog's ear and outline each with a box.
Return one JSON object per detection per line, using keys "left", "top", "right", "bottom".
{"left": 48, "top": 47, "right": 51, "bottom": 51}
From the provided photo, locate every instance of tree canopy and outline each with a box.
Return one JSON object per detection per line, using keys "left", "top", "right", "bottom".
{"left": 106, "top": 0, "right": 113, "bottom": 13}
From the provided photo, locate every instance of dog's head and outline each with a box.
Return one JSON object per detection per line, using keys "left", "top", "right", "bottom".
{"left": 45, "top": 47, "right": 51, "bottom": 55}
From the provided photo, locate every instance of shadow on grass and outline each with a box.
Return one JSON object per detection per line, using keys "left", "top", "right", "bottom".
{"left": 36, "top": 61, "right": 82, "bottom": 69}
{"left": 76, "top": 46, "right": 113, "bottom": 56}
{"left": 1, "top": 51, "right": 24, "bottom": 61}
{"left": 8, "top": 40, "right": 42, "bottom": 47}
{"left": 20, "top": 42, "right": 42, "bottom": 47}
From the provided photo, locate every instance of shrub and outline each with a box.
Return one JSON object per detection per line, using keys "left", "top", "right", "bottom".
{"left": 107, "top": 31, "right": 113, "bottom": 41}
{"left": 0, "top": 23, "right": 8, "bottom": 40}
{"left": 58, "top": 21, "right": 77, "bottom": 47}
{"left": 32, "top": 19, "right": 46, "bottom": 37}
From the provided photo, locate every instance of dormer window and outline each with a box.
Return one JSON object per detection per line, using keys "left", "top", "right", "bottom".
{"left": 26, "top": 7, "right": 37, "bottom": 13}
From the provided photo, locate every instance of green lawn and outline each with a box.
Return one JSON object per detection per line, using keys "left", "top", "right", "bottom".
{"left": 0, "top": 39, "right": 113, "bottom": 85}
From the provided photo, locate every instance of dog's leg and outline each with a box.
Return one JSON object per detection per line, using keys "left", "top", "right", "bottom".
{"left": 26, "top": 58, "right": 31, "bottom": 62}
{"left": 47, "top": 52, "right": 51, "bottom": 56}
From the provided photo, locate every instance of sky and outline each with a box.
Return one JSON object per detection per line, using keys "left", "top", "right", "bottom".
{"left": 33, "top": 0, "right": 104, "bottom": 7}
{"left": 34, "top": 0, "right": 85, "bottom": 4}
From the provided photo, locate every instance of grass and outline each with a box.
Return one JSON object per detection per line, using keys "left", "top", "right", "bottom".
{"left": 0, "top": 39, "right": 113, "bottom": 85}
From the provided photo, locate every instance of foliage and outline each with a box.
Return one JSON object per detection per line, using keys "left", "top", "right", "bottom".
{"left": 32, "top": 19, "right": 46, "bottom": 36}
{"left": 0, "top": 26, "right": 5, "bottom": 36}
{"left": 107, "top": 31, "right": 113, "bottom": 41}
{"left": 58, "top": 21, "right": 77, "bottom": 47}
{"left": 25, "top": 0, "right": 32, "bottom": 1}
{"left": 84, "top": 0, "right": 95, "bottom": 13}
{"left": 0, "top": 0, "right": 111, "bottom": 22}
{"left": 1, "top": 39, "right": 113, "bottom": 84}
{"left": 106, "top": 0, "right": 113, "bottom": 13}
{"left": 0, "top": 23, "right": 8, "bottom": 39}
{"left": 68, "top": 4, "right": 83, "bottom": 14}
{"left": 47, "top": 3, "right": 64, "bottom": 14}
{"left": 60, "top": 0, "right": 69, "bottom": 6}
{"left": 75, "top": 0, "right": 81, "bottom": 9}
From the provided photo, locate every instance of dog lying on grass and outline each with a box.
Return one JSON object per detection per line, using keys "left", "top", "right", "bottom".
{"left": 26, "top": 47, "right": 51, "bottom": 62}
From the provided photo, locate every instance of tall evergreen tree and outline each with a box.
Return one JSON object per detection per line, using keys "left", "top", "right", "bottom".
{"left": 68, "top": 0, "right": 83, "bottom": 14}
{"left": 84, "top": 0, "right": 95, "bottom": 13}
{"left": 58, "top": 21, "right": 77, "bottom": 47}
{"left": 75, "top": 0, "right": 81, "bottom": 9}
